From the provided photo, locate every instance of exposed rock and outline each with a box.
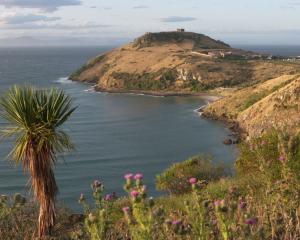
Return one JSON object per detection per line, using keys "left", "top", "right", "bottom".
{"left": 223, "top": 138, "right": 233, "bottom": 145}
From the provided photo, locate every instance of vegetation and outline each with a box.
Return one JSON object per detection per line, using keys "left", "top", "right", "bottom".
{"left": 69, "top": 55, "right": 106, "bottom": 80}
{"left": 112, "top": 69, "right": 178, "bottom": 90}
{"left": 0, "top": 86, "right": 76, "bottom": 238}
{"left": 0, "top": 86, "right": 300, "bottom": 239}
{"left": 156, "top": 156, "right": 225, "bottom": 194}
{"left": 132, "top": 32, "right": 231, "bottom": 49}
{"left": 238, "top": 76, "right": 298, "bottom": 111}
{"left": 1, "top": 128, "right": 299, "bottom": 239}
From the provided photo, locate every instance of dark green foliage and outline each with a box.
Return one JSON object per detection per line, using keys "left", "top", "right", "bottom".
{"left": 69, "top": 55, "right": 106, "bottom": 80}
{"left": 133, "top": 32, "right": 231, "bottom": 49}
{"left": 112, "top": 69, "right": 178, "bottom": 90}
{"left": 156, "top": 155, "right": 226, "bottom": 194}
{"left": 239, "top": 77, "right": 297, "bottom": 111}
{"left": 239, "top": 91, "right": 269, "bottom": 111}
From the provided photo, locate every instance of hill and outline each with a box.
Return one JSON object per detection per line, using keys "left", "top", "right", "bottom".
{"left": 69, "top": 31, "right": 300, "bottom": 94}
{"left": 203, "top": 74, "right": 300, "bottom": 138}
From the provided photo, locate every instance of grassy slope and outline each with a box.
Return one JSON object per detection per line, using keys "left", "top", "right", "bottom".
{"left": 203, "top": 74, "right": 300, "bottom": 138}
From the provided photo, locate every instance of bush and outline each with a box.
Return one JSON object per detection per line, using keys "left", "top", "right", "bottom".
{"left": 156, "top": 155, "right": 226, "bottom": 195}
{"left": 236, "top": 130, "right": 300, "bottom": 182}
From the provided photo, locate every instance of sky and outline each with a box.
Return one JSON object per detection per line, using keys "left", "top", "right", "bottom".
{"left": 0, "top": 0, "right": 300, "bottom": 45}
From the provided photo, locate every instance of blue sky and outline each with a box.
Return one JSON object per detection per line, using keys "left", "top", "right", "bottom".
{"left": 0, "top": 0, "right": 300, "bottom": 45}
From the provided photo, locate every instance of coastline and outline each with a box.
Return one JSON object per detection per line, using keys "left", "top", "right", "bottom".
{"left": 76, "top": 80, "right": 242, "bottom": 141}
{"left": 94, "top": 86, "right": 221, "bottom": 97}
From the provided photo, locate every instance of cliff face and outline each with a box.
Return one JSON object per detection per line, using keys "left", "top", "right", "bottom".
{"left": 203, "top": 74, "right": 300, "bottom": 138}
{"left": 69, "top": 31, "right": 300, "bottom": 93}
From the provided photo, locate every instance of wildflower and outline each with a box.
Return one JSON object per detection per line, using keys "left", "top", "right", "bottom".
{"left": 239, "top": 201, "right": 247, "bottom": 210}
{"left": 124, "top": 173, "right": 134, "bottom": 180}
{"left": 122, "top": 206, "right": 130, "bottom": 213}
{"left": 172, "top": 220, "right": 182, "bottom": 225}
{"left": 134, "top": 173, "right": 143, "bottom": 180}
{"left": 130, "top": 190, "right": 139, "bottom": 198}
{"left": 104, "top": 194, "right": 114, "bottom": 201}
{"left": 214, "top": 199, "right": 225, "bottom": 207}
{"left": 91, "top": 180, "right": 102, "bottom": 190}
{"left": 245, "top": 217, "right": 258, "bottom": 225}
{"left": 279, "top": 155, "right": 286, "bottom": 163}
{"left": 214, "top": 199, "right": 227, "bottom": 212}
{"left": 189, "top": 177, "right": 197, "bottom": 184}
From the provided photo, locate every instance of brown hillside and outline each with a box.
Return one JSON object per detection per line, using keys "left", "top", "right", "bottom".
{"left": 203, "top": 74, "right": 300, "bottom": 138}
{"left": 69, "top": 31, "right": 300, "bottom": 94}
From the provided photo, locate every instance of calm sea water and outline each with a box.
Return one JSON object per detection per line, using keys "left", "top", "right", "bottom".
{"left": 0, "top": 46, "right": 239, "bottom": 210}
{"left": 233, "top": 45, "right": 300, "bottom": 57}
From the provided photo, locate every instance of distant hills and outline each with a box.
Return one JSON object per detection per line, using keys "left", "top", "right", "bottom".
{"left": 0, "top": 36, "right": 129, "bottom": 47}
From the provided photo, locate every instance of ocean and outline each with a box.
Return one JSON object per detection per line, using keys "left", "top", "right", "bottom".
{"left": 0, "top": 46, "right": 240, "bottom": 210}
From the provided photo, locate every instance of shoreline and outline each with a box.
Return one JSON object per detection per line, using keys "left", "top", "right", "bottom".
{"left": 76, "top": 81, "right": 242, "bottom": 141}
{"left": 93, "top": 86, "right": 222, "bottom": 98}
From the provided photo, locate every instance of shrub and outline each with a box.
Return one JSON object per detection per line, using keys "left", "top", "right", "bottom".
{"left": 156, "top": 155, "right": 226, "bottom": 195}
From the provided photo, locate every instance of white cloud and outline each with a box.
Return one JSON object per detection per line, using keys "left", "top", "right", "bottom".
{"left": 3, "top": 14, "right": 60, "bottom": 24}
{"left": 0, "top": 0, "right": 81, "bottom": 12}
{"left": 0, "top": 21, "right": 110, "bottom": 30}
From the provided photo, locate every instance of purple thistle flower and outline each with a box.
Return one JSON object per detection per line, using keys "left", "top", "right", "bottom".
{"left": 189, "top": 177, "right": 197, "bottom": 184}
{"left": 239, "top": 201, "right": 247, "bottom": 210}
{"left": 172, "top": 220, "right": 182, "bottom": 225}
{"left": 92, "top": 180, "right": 102, "bottom": 189}
{"left": 134, "top": 173, "right": 143, "bottom": 180}
{"left": 104, "top": 194, "right": 113, "bottom": 201}
{"left": 245, "top": 217, "right": 258, "bottom": 225}
{"left": 214, "top": 199, "right": 224, "bottom": 207}
{"left": 279, "top": 155, "right": 286, "bottom": 163}
{"left": 124, "top": 173, "right": 134, "bottom": 180}
{"left": 130, "top": 190, "right": 139, "bottom": 198}
{"left": 122, "top": 207, "right": 130, "bottom": 213}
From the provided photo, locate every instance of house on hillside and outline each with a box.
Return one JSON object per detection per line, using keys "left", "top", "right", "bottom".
{"left": 177, "top": 28, "right": 185, "bottom": 32}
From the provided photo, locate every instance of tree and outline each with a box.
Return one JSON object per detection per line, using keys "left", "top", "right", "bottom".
{"left": 0, "top": 86, "right": 76, "bottom": 238}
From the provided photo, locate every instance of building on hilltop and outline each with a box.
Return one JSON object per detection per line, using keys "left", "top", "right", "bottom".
{"left": 177, "top": 28, "right": 185, "bottom": 32}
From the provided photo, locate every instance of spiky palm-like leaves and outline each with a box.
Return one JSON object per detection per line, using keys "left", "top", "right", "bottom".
{"left": 0, "top": 86, "right": 76, "bottom": 238}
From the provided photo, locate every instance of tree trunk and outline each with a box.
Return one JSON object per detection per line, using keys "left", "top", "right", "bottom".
{"left": 38, "top": 196, "right": 56, "bottom": 237}
{"left": 24, "top": 141, "right": 58, "bottom": 239}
